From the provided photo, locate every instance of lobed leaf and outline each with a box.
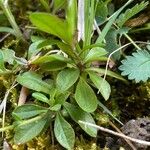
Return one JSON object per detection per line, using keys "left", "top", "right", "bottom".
{"left": 119, "top": 50, "right": 150, "bottom": 82}
{"left": 116, "top": 1, "right": 149, "bottom": 27}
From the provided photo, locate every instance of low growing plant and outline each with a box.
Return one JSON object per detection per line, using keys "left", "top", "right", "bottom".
{"left": 0, "top": 0, "right": 149, "bottom": 149}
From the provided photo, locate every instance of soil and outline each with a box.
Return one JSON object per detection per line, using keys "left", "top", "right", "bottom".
{"left": 106, "top": 118, "right": 150, "bottom": 150}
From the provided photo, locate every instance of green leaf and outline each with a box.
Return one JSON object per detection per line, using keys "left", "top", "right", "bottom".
{"left": 88, "top": 72, "right": 111, "bottom": 100}
{"left": 0, "top": 51, "right": 6, "bottom": 71}
{"left": 50, "top": 104, "right": 61, "bottom": 111}
{"left": 116, "top": 1, "right": 149, "bottom": 27}
{"left": 64, "top": 102, "right": 97, "bottom": 137}
{"left": 0, "top": 27, "right": 15, "bottom": 35}
{"left": 17, "top": 71, "right": 52, "bottom": 94}
{"left": 40, "top": 61, "right": 67, "bottom": 71}
{"left": 86, "top": 67, "right": 126, "bottom": 82}
{"left": 1, "top": 49, "right": 15, "bottom": 64}
{"left": 31, "top": 54, "right": 70, "bottom": 64}
{"left": 28, "top": 39, "right": 54, "bottom": 59}
{"left": 105, "top": 28, "right": 120, "bottom": 60}
{"left": 56, "top": 68, "right": 80, "bottom": 92}
{"left": 95, "top": 0, "right": 133, "bottom": 44}
{"left": 32, "top": 92, "right": 50, "bottom": 105}
{"left": 53, "top": 0, "right": 67, "bottom": 13}
{"left": 98, "top": 101, "right": 123, "bottom": 125}
{"left": 96, "top": 0, "right": 109, "bottom": 24}
{"left": 66, "top": 0, "right": 77, "bottom": 43}
{"left": 57, "top": 42, "right": 76, "bottom": 58}
{"left": 12, "top": 104, "right": 47, "bottom": 120}
{"left": 119, "top": 50, "right": 150, "bottom": 82}
{"left": 14, "top": 114, "right": 48, "bottom": 144}
{"left": 83, "top": 47, "right": 107, "bottom": 63}
{"left": 0, "top": 49, "right": 27, "bottom": 66}
{"left": 54, "top": 113, "right": 75, "bottom": 149}
{"left": 29, "top": 13, "right": 71, "bottom": 44}
{"left": 75, "top": 77, "right": 97, "bottom": 112}
{"left": 55, "top": 91, "right": 70, "bottom": 105}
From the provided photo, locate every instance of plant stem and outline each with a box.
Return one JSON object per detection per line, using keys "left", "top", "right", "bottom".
{"left": 79, "top": 121, "right": 150, "bottom": 146}
{"left": 124, "top": 33, "right": 141, "bottom": 50}
{"left": 0, "top": 125, "right": 14, "bottom": 132}
{"left": 39, "top": 0, "right": 50, "bottom": 12}
{"left": 0, "top": 0, "right": 24, "bottom": 40}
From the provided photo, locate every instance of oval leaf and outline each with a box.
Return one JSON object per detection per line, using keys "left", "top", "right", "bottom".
{"left": 32, "top": 92, "right": 50, "bottom": 105}
{"left": 88, "top": 72, "right": 111, "bottom": 100}
{"left": 17, "top": 71, "right": 52, "bottom": 94}
{"left": 75, "top": 77, "right": 97, "bottom": 112}
{"left": 31, "top": 54, "right": 70, "bottom": 64}
{"left": 84, "top": 47, "right": 107, "bottom": 63}
{"left": 14, "top": 114, "right": 48, "bottom": 144}
{"left": 54, "top": 113, "right": 75, "bottom": 149}
{"left": 29, "top": 13, "right": 71, "bottom": 44}
{"left": 64, "top": 102, "right": 97, "bottom": 137}
{"left": 56, "top": 68, "right": 80, "bottom": 92}
{"left": 12, "top": 104, "right": 47, "bottom": 120}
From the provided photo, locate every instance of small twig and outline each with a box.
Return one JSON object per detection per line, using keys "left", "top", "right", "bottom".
{"left": 79, "top": 121, "right": 150, "bottom": 146}
{"left": 0, "top": 82, "right": 17, "bottom": 137}
{"left": 109, "top": 121, "right": 137, "bottom": 150}
{"left": 0, "top": 33, "right": 10, "bottom": 43}
{"left": 18, "top": 86, "right": 29, "bottom": 106}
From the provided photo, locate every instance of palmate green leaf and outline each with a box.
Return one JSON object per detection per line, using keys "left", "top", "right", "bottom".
{"left": 14, "top": 114, "right": 48, "bottom": 144}
{"left": 116, "top": 1, "right": 149, "bottom": 27}
{"left": 56, "top": 68, "right": 80, "bottom": 92}
{"left": 75, "top": 77, "right": 97, "bottom": 112}
{"left": 83, "top": 47, "right": 107, "bottom": 63}
{"left": 32, "top": 92, "right": 50, "bottom": 105}
{"left": 12, "top": 104, "right": 47, "bottom": 120}
{"left": 54, "top": 113, "right": 75, "bottom": 149}
{"left": 119, "top": 50, "right": 150, "bottom": 82}
{"left": 88, "top": 72, "right": 111, "bottom": 100}
{"left": 64, "top": 102, "right": 97, "bottom": 137}
{"left": 17, "top": 71, "right": 52, "bottom": 94}
{"left": 29, "top": 13, "right": 71, "bottom": 44}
